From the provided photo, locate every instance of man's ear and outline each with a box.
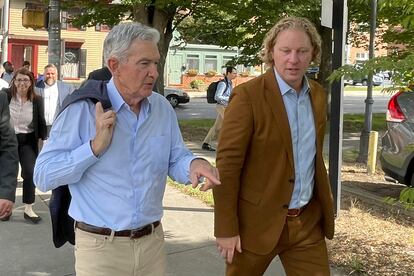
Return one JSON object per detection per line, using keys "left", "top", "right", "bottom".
{"left": 107, "top": 58, "right": 119, "bottom": 76}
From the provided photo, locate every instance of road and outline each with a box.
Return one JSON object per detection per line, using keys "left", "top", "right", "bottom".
{"left": 175, "top": 92, "right": 392, "bottom": 120}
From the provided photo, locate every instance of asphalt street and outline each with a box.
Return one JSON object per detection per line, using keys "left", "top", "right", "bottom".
{"left": 174, "top": 90, "right": 391, "bottom": 120}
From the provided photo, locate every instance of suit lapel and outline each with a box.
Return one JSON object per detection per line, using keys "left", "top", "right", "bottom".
{"left": 308, "top": 81, "right": 323, "bottom": 143}
{"left": 263, "top": 69, "right": 294, "bottom": 170}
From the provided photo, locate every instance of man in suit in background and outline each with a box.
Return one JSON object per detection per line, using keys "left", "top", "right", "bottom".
{"left": 213, "top": 17, "right": 334, "bottom": 275}
{"left": 1, "top": 61, "right": 14, "bottom": 84}
{"left": 0, "top": 90, "right": 19, "bottom": 221}
{"left": 35, "top": 64, "right": 75, "bottom": 135}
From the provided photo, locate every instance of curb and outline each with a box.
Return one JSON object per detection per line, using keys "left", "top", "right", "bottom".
{"left": 342, "top": 184, "right": 414, "bottom": 217}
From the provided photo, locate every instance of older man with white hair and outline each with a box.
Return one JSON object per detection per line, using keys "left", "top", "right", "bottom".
{"left": 34, "top": 22, "right": 220, "bottom": 276}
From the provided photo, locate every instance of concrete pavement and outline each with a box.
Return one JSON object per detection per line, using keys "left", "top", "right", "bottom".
{"left": 0, "top": 141, "right": 347, "bottom": 276}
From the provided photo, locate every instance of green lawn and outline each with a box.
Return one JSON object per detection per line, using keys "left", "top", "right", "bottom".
{"left": 178, "top": 113, "right": 387, "bottom": 139}
{"left": 341, "top": 113, "right": 386, "bottom": 133}
{"left": 344, "top": 86, "right": 384, "bottom": 92}
{"left": 175, "top": 113, "right": 387, "bottom": 205}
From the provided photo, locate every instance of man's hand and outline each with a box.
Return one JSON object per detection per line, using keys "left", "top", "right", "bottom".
{"left": 0, "top": 199, "right": 14, "bottom": 219}
{"left": 216, "top": 235, "right": 242, "bottom": 264}
{"left": 91, "top": 102, "right": 116, "bottom": 156}
{"left": 189, "top": 159, "right": 220, "bottom": 191}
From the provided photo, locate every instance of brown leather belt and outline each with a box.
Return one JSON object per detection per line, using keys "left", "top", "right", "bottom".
{"left": 287, "top": 206, "right": 306, "bottom": 217}
{"left": 75, "top": 221, "right": 160, "bottom": 239}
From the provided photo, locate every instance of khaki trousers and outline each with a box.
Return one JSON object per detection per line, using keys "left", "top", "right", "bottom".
{"left": 203, "top": 104, "right": 226, "bottom": 145}
{"left": 74, "top": 224, "right": 166, "bottom": 276}
{"left": 226, "top": 200, "right": 330, "bottom": 276}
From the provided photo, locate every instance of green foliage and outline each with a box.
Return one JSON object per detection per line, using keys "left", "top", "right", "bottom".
{"left": 328, "top": 54, "right": 414, "bottom": 93}
{"left": 348, "top": 255, "right": 367, "bottom": 275}
{"left": 189, "top": 79, "right": 204, "bottom": 89}
{"left": 176, "top": 0, "right": 322, "bottom": 66}
{"left": 384, "top": 187, "right": 414, "bottom": 209}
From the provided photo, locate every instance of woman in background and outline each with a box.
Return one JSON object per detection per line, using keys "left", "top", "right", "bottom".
{"left": 4, "top": 67, "right": 46, "bottom": 223}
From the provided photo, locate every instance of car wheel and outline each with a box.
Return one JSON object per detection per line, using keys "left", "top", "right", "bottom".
{"left": 167, "top": 95, "right": 179, "bottom": 108}
{"left": 362, "top": 80, "right": 368, "bottom": 86}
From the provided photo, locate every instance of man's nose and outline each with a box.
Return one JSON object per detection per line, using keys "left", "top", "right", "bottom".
{"left": 148, "top": 64, "right": 159, "bottom": 78}
{"left": 288, "top": 52, "right": 300, "bottom": 63}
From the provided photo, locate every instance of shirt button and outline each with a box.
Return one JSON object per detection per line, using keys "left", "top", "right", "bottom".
{"left": 282, "top": 204, "right": 289, "bottom": 209}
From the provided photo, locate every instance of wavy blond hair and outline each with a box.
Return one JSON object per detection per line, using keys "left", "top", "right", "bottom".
{"left": 260, "top": 17, "right": 321, "bottom": 67}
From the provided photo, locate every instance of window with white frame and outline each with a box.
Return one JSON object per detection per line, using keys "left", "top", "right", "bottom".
{"left": 223, "top": 56, "right": 235, "bottom": 67}
{"left": 205, "top": 55, "right": 217, "bottom": 72}
{"left": 186, "top": 54, "right": 199, "bottom": 71}
{"left": 356, "top": 52, "right": 369, "bottom": 60}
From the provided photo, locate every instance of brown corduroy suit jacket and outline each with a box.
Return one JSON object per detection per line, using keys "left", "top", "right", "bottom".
{"left": 213, "top": 69, "right": 335, "bottom": 255}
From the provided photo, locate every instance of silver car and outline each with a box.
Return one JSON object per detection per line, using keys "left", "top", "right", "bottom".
{"left": 380, "top": 90, "right": 414, "bottom": 186}
{"left": 164, "top": 87, "right": 190, "bottom": 108}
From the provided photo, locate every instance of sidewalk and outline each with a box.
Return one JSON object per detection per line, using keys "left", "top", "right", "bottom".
{"left": 0, "top": 143, "right": 346, "bottom": 276}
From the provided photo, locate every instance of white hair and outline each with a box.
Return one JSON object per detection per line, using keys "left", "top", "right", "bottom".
{"left": 103, "top": 22, "right": 160, "bottom": 65}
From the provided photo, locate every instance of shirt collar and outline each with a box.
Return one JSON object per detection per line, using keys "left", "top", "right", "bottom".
{"left": 273, "top": 67, "right": 310, "bottom": 96}
{"left": 45, "top": 82, "right": 57, "bottom": 89}
{"left": 106, "top": 78, "right": 151, "bottom": 114}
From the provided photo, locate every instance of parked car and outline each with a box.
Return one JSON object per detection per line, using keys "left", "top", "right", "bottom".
{"left": 306, "top": 66, "right": 319, "bottom": 80}
{"left": 380, "top": 90, "right": 414, "bottom": 186}
{"left": 164, "top": 87, "right": 190, "bottom": 108}
{"left": 347, "top": 74, "right": 384, "bottom": 86}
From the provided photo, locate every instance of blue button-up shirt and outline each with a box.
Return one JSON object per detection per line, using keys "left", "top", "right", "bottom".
{"left": 215, "top": 79, "right": 233, "bottom": 106}
{"left": 34, "top": 79, "right": 196, "bottom": 230}
{"left": 275, "top": 70, "right": 316, "bottom": 209}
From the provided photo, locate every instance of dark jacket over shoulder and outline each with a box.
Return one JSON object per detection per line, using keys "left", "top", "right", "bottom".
{"left": 49, "top": 80, "right": 111, "bottom": 248}
{"left": 0, "top": 90, "right": 18, "bottom": 201}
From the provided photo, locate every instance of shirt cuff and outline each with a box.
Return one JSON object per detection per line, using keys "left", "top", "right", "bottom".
{"left": 72, "top": 140, "right": 100, "bottom": 168}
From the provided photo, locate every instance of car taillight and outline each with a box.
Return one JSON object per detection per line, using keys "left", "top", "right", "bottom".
{"left": 386, "top": 91, "right": 406, "bottom": 123}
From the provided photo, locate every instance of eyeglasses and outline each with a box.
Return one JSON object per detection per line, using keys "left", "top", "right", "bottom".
{"left": 15, "top": 79, "right": 31, "bottom": 83}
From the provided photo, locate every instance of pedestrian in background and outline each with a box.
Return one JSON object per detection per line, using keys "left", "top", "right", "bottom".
{"left": 1, "top": 61, "right": 14, "bottom": 83}
{"left": 34, "top": 22, "right": 220, "bottom": 276}
{"left": 22, "top": 61, "right": 31, "bottom": 70}
{"left": 4, "top": 67, "right": 47, "bottom": 223}
{"left": 0, "top": 89, "right": 18, "bottom": 222}
{"left": 35, "top": 64, "right": 74, "bottom": 135}
{"left": 213, "top": 17, "right": 334, "bottom": 275}
{"left": 202, "top": 66, "right": 237, "bottom": 152}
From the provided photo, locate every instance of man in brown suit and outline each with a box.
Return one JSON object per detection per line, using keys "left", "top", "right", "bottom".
{"left": 213, "top": 17, "right": 334, "bottom": 276}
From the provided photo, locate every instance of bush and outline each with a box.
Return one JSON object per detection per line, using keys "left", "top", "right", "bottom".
{"left": 190, "top": 79, "right": 205, "bottom": 89}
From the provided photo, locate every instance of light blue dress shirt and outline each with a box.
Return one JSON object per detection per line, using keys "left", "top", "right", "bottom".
{"left": 274, "top": 69, "right": 316, "bottom": 209}
{"left": 214, "top": 79, "right": 233, "bottom": 106}
{"left": 34, "top": 79, "right": 196, "bottom": 230}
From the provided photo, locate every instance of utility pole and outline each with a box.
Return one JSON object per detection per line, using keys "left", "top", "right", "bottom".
{"left": 358, "top": 0, "right": 377, "bottom": 163}
{"left": 329, "top": 0, "right": 347, "bottom": 216}
{"left": 48, "top": 0, "right": 61, "bottom": 79}
{"left": 1, "top": 0, "right": 10, "bottom": 64}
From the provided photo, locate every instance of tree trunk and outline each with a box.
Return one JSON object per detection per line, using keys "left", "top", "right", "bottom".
{"left": 319, "top": 26, "right": 333, "bottom": 118}
{"left": 132, "top": 4, "right": 176, "bottom": 95}
{"left": 319, "top": 27, "right": 333, "bottom": 94}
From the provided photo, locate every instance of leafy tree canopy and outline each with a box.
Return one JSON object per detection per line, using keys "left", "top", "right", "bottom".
{"left": 331, "top": 0, "right": 414, "bottom": 90}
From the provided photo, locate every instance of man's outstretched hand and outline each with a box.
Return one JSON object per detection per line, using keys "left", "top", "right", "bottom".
{"left": 189, "top": 158, "right": 220, "bottom": 191}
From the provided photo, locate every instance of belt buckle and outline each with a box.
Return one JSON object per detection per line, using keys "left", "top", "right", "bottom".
{"left": 129, "top": 223, "right": 155, "bottom": 239}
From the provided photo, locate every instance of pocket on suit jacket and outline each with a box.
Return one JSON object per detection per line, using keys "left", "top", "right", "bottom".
{"left": 239, "top": 186, "right": 262, "bottom": 205}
